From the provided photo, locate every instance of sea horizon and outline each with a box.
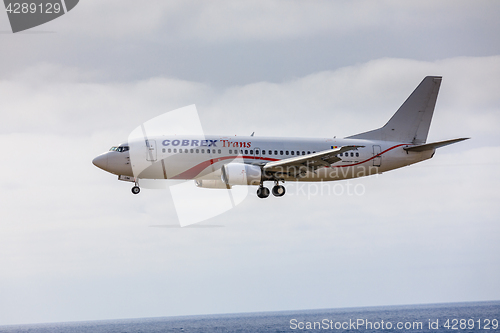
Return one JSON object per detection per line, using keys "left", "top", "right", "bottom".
{"left": 1, "top": 299, "right": 499, "bottom": 332}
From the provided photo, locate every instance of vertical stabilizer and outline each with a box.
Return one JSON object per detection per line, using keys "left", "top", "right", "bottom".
{"left": 347, "top": 76, "right": 442, "bottom": 144}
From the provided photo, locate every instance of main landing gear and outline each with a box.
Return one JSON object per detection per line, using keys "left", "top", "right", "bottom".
{"left": 257, "top": 181, "right": 285, "bottom": 199}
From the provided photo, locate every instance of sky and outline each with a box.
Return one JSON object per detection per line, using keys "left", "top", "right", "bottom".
{"left": 1, "top": 0, "right": 500, "bottom": 326}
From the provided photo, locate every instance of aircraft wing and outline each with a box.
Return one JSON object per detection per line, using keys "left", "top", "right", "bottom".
{"left": 263, "top": 145, "right": 363, "bottom": 176}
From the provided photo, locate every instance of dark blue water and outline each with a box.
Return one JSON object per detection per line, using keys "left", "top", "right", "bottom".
{"left": 1, "top": 301, "right": 498, "bottom": 332}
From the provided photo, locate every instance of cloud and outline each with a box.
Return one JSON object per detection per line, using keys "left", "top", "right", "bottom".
{"left": 57, "top": 0, "right": 500, "bottom": 43}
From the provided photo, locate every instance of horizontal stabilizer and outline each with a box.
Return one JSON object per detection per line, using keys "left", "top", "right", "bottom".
{"left": 404, "top": 138, "right": 469, "bottom": 152}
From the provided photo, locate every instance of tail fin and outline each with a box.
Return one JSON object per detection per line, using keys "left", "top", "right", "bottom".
{"left": 347, "top": 76, "right": 442, "bottom": 144}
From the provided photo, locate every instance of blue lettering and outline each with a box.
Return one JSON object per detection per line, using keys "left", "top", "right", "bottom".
{"left": 162, "top": 140, "right": 170, "bottom": 146}
{"left": 172, "top": 140, "right": 180, "bottom": 146}
{"left": 208, "top": 140, "right": 218, "bottom": 147}
{"left": 201, "top": 140, "right": 208, "bottom": 146}
{"left": 182, "top": 140, "right": 190, "bottom": 146}
{"left": 191, "top": 140, "right": 199, "bottom": 146}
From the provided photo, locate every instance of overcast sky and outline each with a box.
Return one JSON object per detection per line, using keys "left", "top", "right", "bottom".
{"left": 1, "top": 0, "right": 499, "bottom": 326}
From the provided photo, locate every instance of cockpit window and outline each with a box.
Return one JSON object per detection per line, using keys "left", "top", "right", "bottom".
{"left": 109, "top": 146, "right": 130, "bottom": 153}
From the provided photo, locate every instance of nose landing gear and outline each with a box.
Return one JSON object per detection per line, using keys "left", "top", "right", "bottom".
{"left": 131, "top": 179, "right": 140, "bottom": 194}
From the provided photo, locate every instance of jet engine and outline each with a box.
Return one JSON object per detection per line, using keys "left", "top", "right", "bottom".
{"left": 221, "top": 163, "right": 262, "bottom": 186}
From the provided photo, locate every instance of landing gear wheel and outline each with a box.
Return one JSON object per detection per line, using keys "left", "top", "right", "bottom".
{"left": 272, "top": 185, "right": 286, "bottom": 197}
{"left": 257, "top": 186, "right": 270, "bottom": 199}
{"left": 131, "top": 186, "right": 140, "bottom": 194}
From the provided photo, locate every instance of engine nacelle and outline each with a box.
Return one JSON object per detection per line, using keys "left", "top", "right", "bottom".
{"left": 221, "top": 163, "right": 262, "bottom": 186}
{"left": 194, "top": 179, "right": 231, "bottom": 189}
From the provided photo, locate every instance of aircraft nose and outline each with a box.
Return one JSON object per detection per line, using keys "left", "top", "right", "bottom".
{"left": 92, "top": 153, "right": 108, "bottom": 170}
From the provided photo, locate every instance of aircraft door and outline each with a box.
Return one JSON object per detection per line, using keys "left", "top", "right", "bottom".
{"left": 373, "top": 145, "right": 381, "bottom": 167}
{"left": 146, "top": 140, "right": 157, "bottom": 161}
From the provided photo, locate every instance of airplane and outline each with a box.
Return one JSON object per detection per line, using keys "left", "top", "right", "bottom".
{"left": 92, "top": 76, "right": 468, "bottom": 199}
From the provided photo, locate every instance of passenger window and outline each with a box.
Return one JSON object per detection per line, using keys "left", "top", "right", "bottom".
{"left": 218, "top": 149, "right": 221, "bottom": 154}
{"left": 262, "top": 150, "right": 266, "bottom": 155}
{"left": 302, "top": 151, "right": 305, "bottom": 155}
{"left": 250, "top": 150, "right": 253, "bottom": 154}
{"left": 245, "top": 149, "right": 248, "bottom": 154}
{"left": 174, "top": 149, "right": 177, "bottom": 153}
{"left": 350, "top": 152, "right": 353, "bottom": 157}
{"left": 291, "top": 151, "right": 294, "bottom": 155}
{"left": 162, "top": 148, "right": 166, "bottom": 153}
{"left": 274, "top": 150, "right": 278, "bottom": 155}
{"left": 184, "top": 149, "right": 188, "bottom": 153}
{"left": 229, "top": 150, "right": 232, "bottom": 154}
{"left": 190, "top": 149, "right": 194, "bottom": 153}
{"left": 255, "top": 150, "right": 259, "bottom": 154}
{"left": 356, "top": 152, "right": 359, "bottom": 157}
{"left": 286, "top": 151, "right": 289, "bottom": 155}
{"left": 196, "top": 149, "right": 199, "bottom": 153}
{"left": 201, "top": 149, "right": 205, "bottom": 153}
{"left": 307, "top": 151, "right": 310, "bottom": 154}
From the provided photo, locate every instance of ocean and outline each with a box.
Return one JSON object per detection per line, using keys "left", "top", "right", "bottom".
{"left": 0, "top": 301, "right": 498, "bottom": 332}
